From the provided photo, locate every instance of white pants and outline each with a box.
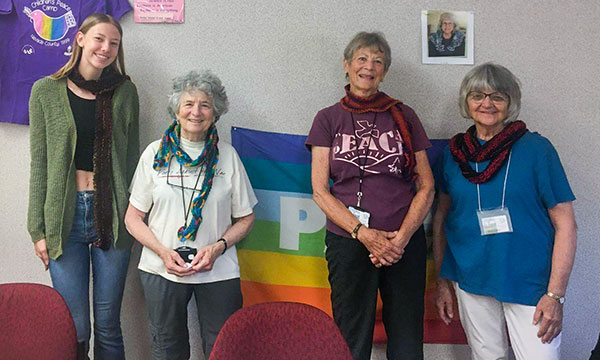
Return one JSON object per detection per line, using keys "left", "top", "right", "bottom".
{"left": 453, "top": 282, "right": 561, "bottom": 360}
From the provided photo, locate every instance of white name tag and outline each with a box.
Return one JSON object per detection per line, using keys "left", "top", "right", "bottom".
{"left": 348, "top": 206, "right": 370, "bottom": 227}
{"left": 476, "top": 207, "right": 513, "bottom": 236}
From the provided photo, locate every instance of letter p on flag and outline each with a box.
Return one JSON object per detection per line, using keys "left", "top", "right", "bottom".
{"left": 279, "top": 197, "right": 326, "bottom": 251}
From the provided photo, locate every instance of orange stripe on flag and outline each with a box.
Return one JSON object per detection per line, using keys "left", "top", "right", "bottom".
{"left": 241, "top": 280, "right": 333, "bottom": 317}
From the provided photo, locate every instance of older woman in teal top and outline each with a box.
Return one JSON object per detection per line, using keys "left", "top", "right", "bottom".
{"left": 432, "top": 63, "right": 576, "bottom": 360}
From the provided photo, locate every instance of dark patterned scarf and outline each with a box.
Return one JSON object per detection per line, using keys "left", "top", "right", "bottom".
{"left": 153, "top": 120, "right": 220, "bottom": 242}
{"left": 429, "top": 29, "right": 465, "bottom": 53}
{"left": 339, "top": 84, "right": 417, "bottom": 181}
{"left": 449, "top": 121, "right": 527, "bottom": 184}
{"left": 68, "top": 66, "right": 127, "bottom": 250}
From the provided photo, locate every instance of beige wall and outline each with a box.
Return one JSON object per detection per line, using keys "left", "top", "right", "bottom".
{"left": 1, "top": 1, "right": 599, "bottom": 359}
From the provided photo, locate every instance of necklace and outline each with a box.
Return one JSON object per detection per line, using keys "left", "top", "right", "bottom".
{"left": 350, "top": 113, "right": 377, "bottom": 207}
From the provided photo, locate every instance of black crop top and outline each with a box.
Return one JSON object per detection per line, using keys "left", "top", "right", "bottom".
{"left": 67, "top": 87, "right": 96, "bottom": 171}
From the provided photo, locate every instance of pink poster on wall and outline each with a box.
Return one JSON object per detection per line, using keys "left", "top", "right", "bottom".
{"left": 134, "top": 0, "right": 184, "bottom": 23}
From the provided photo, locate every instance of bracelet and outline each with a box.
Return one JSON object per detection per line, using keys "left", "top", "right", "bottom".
{"left": 217, "top": 238, "right": 228, "bottom": 255}
{"left": 350, "top": 223, "right": 362, "bottom": 240}
{"left": 546, "top": 291, "right": 565, "bottom": 304}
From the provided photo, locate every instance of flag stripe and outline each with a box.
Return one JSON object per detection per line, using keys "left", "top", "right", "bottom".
{"left": 237, "top": 219, "right": 326, "bottom": 257}
{"left": 240, "top": 157, "right": 312, "bottom": 193}
{"left": 241, "top": 280, "right": 333, "bottom": 316}
{"left": 232, "top": 126, "right": 311, "bottom": 164}
{"left": 238, "top": 249, "right": 329, "bottom": 288}
{"left": 253, "top": 189, "right": 313, "bottom": 223}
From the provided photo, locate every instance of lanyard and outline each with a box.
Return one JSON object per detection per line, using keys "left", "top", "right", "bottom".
{"left": 180, "top": 163, "right": 204, "bottom": 227}
{"left": 475, "top": 150, "right": 512, "bottom": 211}
{"left": 350, "top": 113, "right": 377, "bottom": 207}
{"left": 166, "top": 157, "right": 203, "bottom": 228}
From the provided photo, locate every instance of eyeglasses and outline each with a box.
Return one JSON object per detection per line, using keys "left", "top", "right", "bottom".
{"left": 165, "top": 158, "right": 205, "bottom": 191}
{"left": 467, "top": 91, "right": 509, "bottom": 104}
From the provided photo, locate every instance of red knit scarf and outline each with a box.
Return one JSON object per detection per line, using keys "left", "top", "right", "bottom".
{"left": 69, "top": 67, "right": 127, "bottom": 250}
{"left": 449, "top": 121, "right": 527, "bottom": 184}
{"left": 339, "top": 84, "right": 417, "bottom": 181}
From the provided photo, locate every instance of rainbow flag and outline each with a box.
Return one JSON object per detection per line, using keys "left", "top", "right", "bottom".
{"left": 232, "top": 127, "right": 466, "bottom": 344}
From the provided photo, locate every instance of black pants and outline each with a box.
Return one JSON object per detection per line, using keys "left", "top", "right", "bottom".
{"left": 325, "top": 226, "right": 427, "bottom": 360}
{"left": 139, "top": 271, "right": 242, "bottom": 360}
{"left": 591, "top": 332, "right": 600, "bottom": 360}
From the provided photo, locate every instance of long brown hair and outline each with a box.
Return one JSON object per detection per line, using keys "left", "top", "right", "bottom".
{"left": 50, "top": 13, "right": 126, "bottom": 79}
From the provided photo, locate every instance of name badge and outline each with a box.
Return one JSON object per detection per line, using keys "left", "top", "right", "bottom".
{"left": 476, "top": 207, "right": 513, "bottom": 236}
{"left": 348, "top": 206, "right": 370, "bottom": 227}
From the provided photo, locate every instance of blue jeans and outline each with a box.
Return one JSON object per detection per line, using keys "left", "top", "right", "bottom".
{"left": 49, "top": 191, "right": 130, "bottom": 360}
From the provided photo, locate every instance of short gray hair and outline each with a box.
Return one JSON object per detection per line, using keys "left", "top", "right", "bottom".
{"left": 438, "top": 12, "right": 458, "bottom": 31}
{"left": 459, "top": 63, "right": 522, "bottom": 123}
{"left": 343, "top": 31, "right": 392, "bottom": 73}
{"left": 167, "top": 70, "right": 229, "bottom": 121}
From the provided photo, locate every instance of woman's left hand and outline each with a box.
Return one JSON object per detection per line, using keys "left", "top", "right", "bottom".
{"left": 532, "top": 201, "right": 576, "bottom": 344}
{"left": 533, "top": 295, "right": 563, "bottom": 343}
{"left": 190, "top": 243, "right": 223, "bottom": 272}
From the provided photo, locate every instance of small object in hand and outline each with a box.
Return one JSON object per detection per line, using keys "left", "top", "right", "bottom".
{"left": 175, "top": 246, "right": 197, "bottom": 263}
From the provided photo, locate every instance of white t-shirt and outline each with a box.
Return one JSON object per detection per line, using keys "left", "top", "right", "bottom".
{"left": 129, "top": 138, "right": 257, "bottom": 284}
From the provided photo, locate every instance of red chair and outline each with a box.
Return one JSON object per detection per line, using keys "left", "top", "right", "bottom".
{"left": 209, "top": 301, "right": 353, "bottom": 360}
{"left": 0, "top": 283, "right": 77, "bottom": 360}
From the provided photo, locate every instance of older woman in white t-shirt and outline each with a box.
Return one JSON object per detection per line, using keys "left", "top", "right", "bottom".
{"left": 124, "top": 70, "right": 257, "bottom": 360}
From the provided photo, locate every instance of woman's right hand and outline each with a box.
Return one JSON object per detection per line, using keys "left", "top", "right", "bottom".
{"left": 435, "top": 278, "right": 455, "bottom": 325}
{"left": 125, "top": 203, "right": 196, "bottom": 277}
{"left": 158, "top": 248, "right": 195, "bottom": 277}
{"left": 357, "top": 227, "right": 403, "bottom": 266}
{"left": 34, "top": 239, "right": 50, "bottom": 271}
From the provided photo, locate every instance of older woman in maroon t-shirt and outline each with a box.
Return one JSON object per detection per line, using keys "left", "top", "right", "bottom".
{"left": 305, "top": 31, "right": 434, "bottom": 360}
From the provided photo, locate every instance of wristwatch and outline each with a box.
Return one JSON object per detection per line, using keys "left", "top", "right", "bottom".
{"left": 350, "top": 223, "right": 363, "bottom": 239}
{"left": 546, "top": 291, "right": 565, "bottom": 304}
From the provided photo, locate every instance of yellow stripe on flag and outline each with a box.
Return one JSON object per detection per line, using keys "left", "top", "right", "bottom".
{"left": 238, "top": 249, "right": 330, "bottom": 288}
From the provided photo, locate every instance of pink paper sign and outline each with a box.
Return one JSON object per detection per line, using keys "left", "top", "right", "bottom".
{"left": 134, "top": 0, "right": 184, "bottom": 23}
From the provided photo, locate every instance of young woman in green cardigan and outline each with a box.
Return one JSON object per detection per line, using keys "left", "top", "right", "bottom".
{"left": 27, "top": 14, "right": 139, "bottom": 360}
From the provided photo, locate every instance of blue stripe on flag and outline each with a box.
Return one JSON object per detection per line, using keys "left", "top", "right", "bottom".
{"left": 252, "top": 189, "right": 314, "bottom": 223}
{"left": 232, "top": 127, "right": 311, "bottom": 164}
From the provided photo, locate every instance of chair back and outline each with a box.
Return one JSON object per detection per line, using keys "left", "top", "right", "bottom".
{"left": 209, "top": 301, "right": 353, "bottom": 360}
{"left": 0, "top": 283, "right": 77, "bottom": 360}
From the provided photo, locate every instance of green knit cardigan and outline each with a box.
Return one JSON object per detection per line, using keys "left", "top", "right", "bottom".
{"left": 27, "top": 77, "right": 140, "bottom": 259}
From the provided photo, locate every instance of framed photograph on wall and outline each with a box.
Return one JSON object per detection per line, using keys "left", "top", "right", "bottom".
{"left": 422, "top": 10, "right": 474, "bottom": 65}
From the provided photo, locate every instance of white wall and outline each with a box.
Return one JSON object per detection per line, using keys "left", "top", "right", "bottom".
{"left": 1, "top": 1, "right": 599, "bottom": 359}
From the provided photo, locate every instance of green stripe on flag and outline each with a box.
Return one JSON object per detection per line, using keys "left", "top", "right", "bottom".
{"left": 237, "top": 219, "right": 326, "bottom": 258}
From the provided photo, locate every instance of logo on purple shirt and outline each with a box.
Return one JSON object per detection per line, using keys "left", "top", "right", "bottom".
{"left": 22, "top": 1, "right": 76, "bottom": 48}
{"left": 332, "top": 120, "right": 405, "bottom": 175}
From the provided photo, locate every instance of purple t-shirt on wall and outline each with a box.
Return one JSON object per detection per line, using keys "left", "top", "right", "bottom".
{"left": 306, "top": 102, "right": 431, "bottom": 237}
{"left": 0, "top": 0, "right": 132, "bottom": 125}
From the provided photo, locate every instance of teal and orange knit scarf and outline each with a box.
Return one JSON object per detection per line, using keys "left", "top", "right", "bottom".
{"left": 153, "top": 120, "right": 219, "bottom": 242}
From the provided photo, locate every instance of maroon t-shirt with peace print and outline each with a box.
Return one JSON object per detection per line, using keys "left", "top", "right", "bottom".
{"left": 306, "top": 102, "right": 431, "bottom": 237}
